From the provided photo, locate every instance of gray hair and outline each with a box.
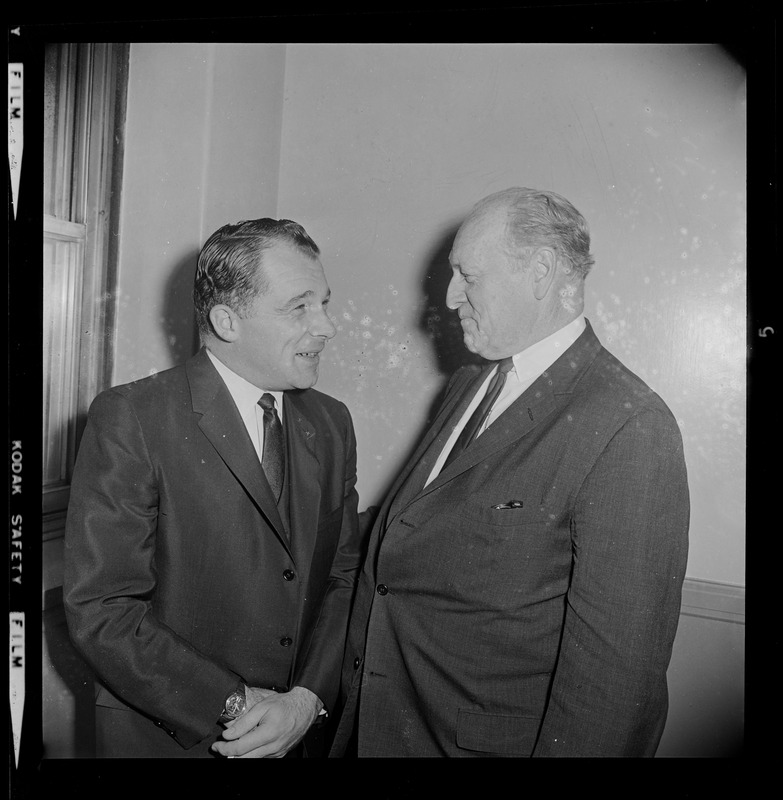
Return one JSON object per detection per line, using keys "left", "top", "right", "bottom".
{"left": 474, "top": 187, "right": 595, "bottom": 279}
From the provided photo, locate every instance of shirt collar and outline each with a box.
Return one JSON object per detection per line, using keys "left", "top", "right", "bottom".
{"left": 510, "top": 315, "right": 586, "bottom": 384}
{"left": 206, "top": 348, "right": 285, "bottom": 414}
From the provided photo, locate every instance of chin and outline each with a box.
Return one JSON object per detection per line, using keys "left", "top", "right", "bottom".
{"left": 293, "top": 374, "right": 318, "bottom": 390}
{"left": 463, "top": 336, "right": 486, "bottom": 357}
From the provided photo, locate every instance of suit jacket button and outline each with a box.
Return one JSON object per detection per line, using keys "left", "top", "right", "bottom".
{"left": 376, "top": 584, "right": 388, "bottom": 595}
{"left": 280, "top": 636, "right": 293, "bottom": 647}
{"left": 283, "top": 569, "right": 295, "bottom": 581}
{"left": 353, "top": 657, "right": 362, "bottom": 669}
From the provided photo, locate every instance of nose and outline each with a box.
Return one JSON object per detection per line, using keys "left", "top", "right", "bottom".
{"left": 311, "top": 306, "right": 336, "bottom": 340}
{"left": 445, "top": 273, "right": 466, "bottom": 310}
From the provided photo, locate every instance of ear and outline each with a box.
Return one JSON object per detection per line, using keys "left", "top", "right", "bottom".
{"left": 531, "top": 247, "right": 557, "bottom": 300}
{"left": 208, "top": 304, "right": 240, "bottom": 343}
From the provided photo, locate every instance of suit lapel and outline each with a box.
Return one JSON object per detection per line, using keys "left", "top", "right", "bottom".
{"left": 396, "top": 320, "right": 605, "bottom": 510}
{"left": 417, "top": 374, "right": 558, "bottom": 501}
{"left": 187, "top": 349, "right": 291, "bottom": 554}
{"left": 389, "top": 365, "right": 491, "bottom": 514}
{"left": 283, "top": 392, "right": 322, "bottom": 571}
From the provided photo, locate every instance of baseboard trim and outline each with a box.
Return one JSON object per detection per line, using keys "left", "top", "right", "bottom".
{"left": 42, "top": 573, "right": 745, "bottom": 623}
{"left": 680, "top": 577, "right": 745, "bottom": 625}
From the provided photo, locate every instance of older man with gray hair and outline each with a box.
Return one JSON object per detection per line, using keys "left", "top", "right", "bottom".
{"left": 329, "top": 187, "right": 689, "bottom": 758}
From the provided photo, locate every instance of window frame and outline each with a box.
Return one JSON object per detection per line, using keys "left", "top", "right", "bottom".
{"left": 43, "top": 42, "right": 128, "bottom": 531}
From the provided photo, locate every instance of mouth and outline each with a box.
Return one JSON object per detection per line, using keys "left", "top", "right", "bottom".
{"left": 295, "top": 349, "right": 323, "bottom": 361}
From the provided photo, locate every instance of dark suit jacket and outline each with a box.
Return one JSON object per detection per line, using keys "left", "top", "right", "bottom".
{"left": 63, "top": 348, "right": 362, "bottom": 757}
{"left": 330, "top": 320, "right": 689, "bottom": 758}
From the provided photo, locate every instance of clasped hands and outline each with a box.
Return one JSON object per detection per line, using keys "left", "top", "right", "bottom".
{"left": 211, "top": 685, "right": 323, "bottom": 759}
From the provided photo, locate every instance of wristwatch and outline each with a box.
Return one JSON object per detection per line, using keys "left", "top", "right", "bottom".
{"left": 218, "top": 683, "right": 247, "bottom": 724}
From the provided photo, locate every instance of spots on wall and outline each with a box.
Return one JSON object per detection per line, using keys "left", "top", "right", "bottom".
{"left": 322, "top": 282, "right": 454, "bottom": 474}
{"left": 337, "top": 294, "right": 417, "bottom": 377}
{"left": 588, "top": 234, "right": 746, "bottom": 483}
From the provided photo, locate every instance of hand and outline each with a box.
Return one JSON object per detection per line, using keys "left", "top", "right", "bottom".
{"left": 236, "top": 685, "right": 277, "bottom": 718}
{"left": 211, "top": 686, "right": 323, "bottom": 758}
{"left": 217, "top": 685, "right": 275, "bottom": 731}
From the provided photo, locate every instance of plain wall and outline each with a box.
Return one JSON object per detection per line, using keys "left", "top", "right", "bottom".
{"left": 277, "top": 43, "right": 746, "bottom": 587}
{"left": 113, "top": 43, "right": 286, "bottom": 383}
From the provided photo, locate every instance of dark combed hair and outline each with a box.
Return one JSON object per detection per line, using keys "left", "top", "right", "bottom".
{"left": 193, "top": 217, "right": 320, "bottom": 339}
{"left": 476, "top": 187, "right": 595, "bottom": 279}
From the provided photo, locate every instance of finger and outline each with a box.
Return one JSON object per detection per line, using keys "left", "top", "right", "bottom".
{"left": 212, "top": 737, "right": 268, "bottom": 757}
{"left": 220, "top": 717, "right": 253, "bottom": 739}
{"left": 221, "top": 705, "right": 271, "bottom": 739}
{"left": 214, "top": 737, "right": 278, "bottom": 758}
{"left": 213, "top": 722, "right": 296, "bottom": 758}
{"left": 213, "top": 719, "right": 284, "bottom": 756}
{"left": 235, "top": 745, "right": 281, "bottom": 759}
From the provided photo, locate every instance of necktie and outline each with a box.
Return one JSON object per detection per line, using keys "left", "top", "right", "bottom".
{"left": 442, "top": 357, "right": 514, "bottom": 470}
{"left": 258, "top": 393, "right": 284, "bottom": 500}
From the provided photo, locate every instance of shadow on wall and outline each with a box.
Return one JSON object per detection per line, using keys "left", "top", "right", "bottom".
{"left": 162, "top": 250, "right": 201, "bottom": 366}
{"left": 416, "top": 221, "right": 484, "bottom": 424}
{"left": 355, "top": 222, "right": 486, "bottom": 512}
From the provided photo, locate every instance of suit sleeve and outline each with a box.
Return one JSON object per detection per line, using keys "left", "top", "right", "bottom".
{"left": 290, "top": 402, "right": 362, "bottom": 714}
{"left": 63, "top": 390, "right": 240, "bottom": 749}
{"left": 533, "top": 409, "right": 689, "bottom": 757}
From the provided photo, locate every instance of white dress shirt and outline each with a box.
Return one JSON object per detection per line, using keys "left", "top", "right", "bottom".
{"left": 206, "top": 349, "right": 284, "bottom": 463}
{"left": 426, "top": 315, "right": 586, "bottom": 486}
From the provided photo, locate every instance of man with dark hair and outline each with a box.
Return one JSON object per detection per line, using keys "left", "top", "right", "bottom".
{"left": 329, "top": 187, "right": 690, "bottom": 758}
{"left": 64, "top": 217, "right": 362, "bottom": 758}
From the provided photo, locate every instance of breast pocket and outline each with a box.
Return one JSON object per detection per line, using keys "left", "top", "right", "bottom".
{"left": 466, "top": 502, "right": 547, "bottom": 528}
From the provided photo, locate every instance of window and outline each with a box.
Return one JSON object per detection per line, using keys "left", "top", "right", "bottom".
{"left": 43, "top": 43, "right": 128, "bottom": 536}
